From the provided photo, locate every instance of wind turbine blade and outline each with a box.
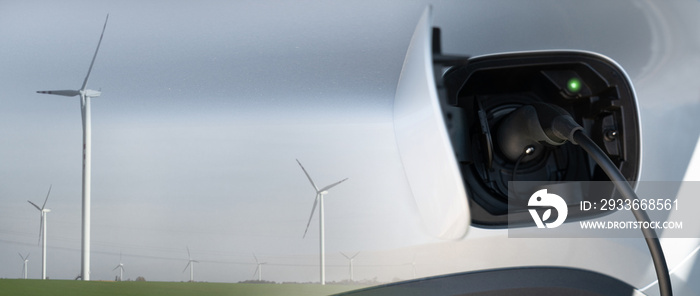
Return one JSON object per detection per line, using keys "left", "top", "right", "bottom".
{"left": 28, "top": 200, "right": 42, "bottom": 211}
{"left": 296, "top": 159, "right": 319, "bottom": 192}
{"left": 113, "top": 265, "right": 120, "bottom": 271}
{"left": 81, "top": 14, "right": 108, "bottom": 91}
{"left": 253, "top": 253, "right": 259, "bottom": 264}
{"left": 18, "top": 253, "right": 24, "bottom": 260}
{"left": 187, "top": 246, "right": 191, "bottom": 260}
{"left": 253, "top": 265, "right": 259, "bottom": 278}
{"left": 302, "top": 195, "right": 319, "bottom": 238}
{"left": 36, "top": 90, "right": 80, "bottom": 97}
{"left": 319, "top": 178, "right": 348, "bottom": 192}
{"left": 351, "top": 252, "right": 360, "bottom": 259}
{"left": 182, "top": 261, "right": 191, "bottom": 273}
{"left": 341, "top": 252, "right": 349, "bottom": 259}
{"left": 41, "top": 185, "right": 52, "bottom": 210}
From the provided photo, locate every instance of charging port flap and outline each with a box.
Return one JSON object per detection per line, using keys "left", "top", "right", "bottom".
{"left": 393, "top": 7, "right": 470, "bottom": 239}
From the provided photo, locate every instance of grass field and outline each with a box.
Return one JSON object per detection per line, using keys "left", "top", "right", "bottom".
{"left": 0, "top": 279, "right": 364, "bottom": 296}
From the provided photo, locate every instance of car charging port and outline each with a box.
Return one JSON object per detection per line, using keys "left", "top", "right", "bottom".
{"left": 434, "top": 49, "right": 641, "bottom": 227}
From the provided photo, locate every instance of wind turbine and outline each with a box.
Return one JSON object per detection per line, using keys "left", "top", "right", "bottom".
{"left": 28, "top": 185, "right": 52, "bottom": 280}
{"left": 36, "top": 14, "right": 109, "bottom": 281}
{"left": 341, "top": 252, "right": 359, "bottom": 282}
{"left": 182, "top": 247, "right": 198, "bottom": 282}
{"left": 297, "top": 159, "right": 348, "bottom": 285}
{"left": 411, "top": 254, "right": 417, "bottom": 278}
{"left": 19, "top": 253, "right": 30, "bottom": 279}
{"left": 112, "top": 252, "right": 124, "bottom": 281}
{"left": 252, "top": 253, "right": 267, "bottom": 281}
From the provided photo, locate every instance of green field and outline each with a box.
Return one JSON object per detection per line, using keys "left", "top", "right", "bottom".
{"left": 0, "top": 279, "right": 364, "bottom": 296}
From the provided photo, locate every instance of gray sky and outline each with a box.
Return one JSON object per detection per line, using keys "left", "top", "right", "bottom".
{"left": 2, "top": 0, "right": 700, "bottom": 285}
{"left": 0, "top": 0, "right": 441, "bottom": 282}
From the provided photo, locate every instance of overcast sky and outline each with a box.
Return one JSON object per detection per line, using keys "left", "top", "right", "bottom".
{"left": 2, "top": 0, "right": 700, "bottom": 285}
{"left": 0, "top": 0, "right": 444, "bottom": 283}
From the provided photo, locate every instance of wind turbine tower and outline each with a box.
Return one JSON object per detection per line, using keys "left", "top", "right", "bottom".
{"left": 112, "top": 252, "right": 124, "bottom": 281}
{"left": 36, "top": 14, "right": 109, "bottom": 281}
{"left": 411, "top": 254, "right": 417, "bottom": 278}
{"left": 28, "top": 185, "right": 52, "bottom": 280}
{"left": 19, "top": 253, "right": 30, "bottom": 279}
{"left": 253, "top": 253, "right": 267, "bottom": 281}
{"left": 183, "top": 247, "right": 198, "bottom": 282}
{"left": 297, "top": 159, "right": 348, "bottom": 285}
{"left": 341, "top": 252, "right": 359, "bottom": 282}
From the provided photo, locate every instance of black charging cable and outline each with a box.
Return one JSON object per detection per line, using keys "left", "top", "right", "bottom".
{"left": 572, "top": 130, "right": 672, "bottom": 296}
{"left": 501, "top": 103, "right": 672, "bottom": 296}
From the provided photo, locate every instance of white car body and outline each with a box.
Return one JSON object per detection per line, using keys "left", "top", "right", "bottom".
{"left": 387, "top": 3, "right": 700, "bottom": 295}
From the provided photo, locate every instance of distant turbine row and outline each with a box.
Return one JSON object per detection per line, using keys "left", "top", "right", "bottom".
{"left": 14, "top": 248, "right": 369, "bottom": 282}
{"left": 248, "top": 252, "right": 360, "bottom": 282}
{"left": 178, "top": 250, "right": 361, "bottom": 283}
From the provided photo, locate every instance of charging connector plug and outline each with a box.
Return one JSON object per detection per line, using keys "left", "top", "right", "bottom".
{"left": 498, "top": 102, "right": 672, "bottom": 296}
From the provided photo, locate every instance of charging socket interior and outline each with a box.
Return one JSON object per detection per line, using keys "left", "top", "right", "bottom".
{"left": 435, "top": 50, "right": 641, "bottom": 227}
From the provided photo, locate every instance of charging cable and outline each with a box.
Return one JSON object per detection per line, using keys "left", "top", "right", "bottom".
{"left": 501, "top": 103, "right": 672, "bottom": 296}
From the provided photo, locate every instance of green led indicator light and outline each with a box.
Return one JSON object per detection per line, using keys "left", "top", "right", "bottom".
{"left": 567, "top": 78, "right": 582, "bottom": 93}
